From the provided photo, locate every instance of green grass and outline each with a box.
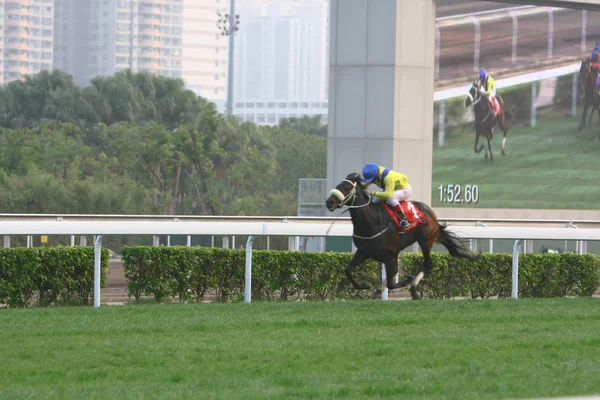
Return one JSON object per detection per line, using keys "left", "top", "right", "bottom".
{"left": 432, "top": 108, "right": 600, "bottom": 209}
{"left": 2, "top": 299, "right": 600, "bottom": 399}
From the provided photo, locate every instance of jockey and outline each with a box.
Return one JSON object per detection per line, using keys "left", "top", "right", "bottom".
{"left": 592, "top": 45, "right": 600, "bottom": 69}
{"left": 479, "top": 68, "right": 500, "bottom": 117}
{"left": 361, "top": 163, "right": 410, "bottom": 231}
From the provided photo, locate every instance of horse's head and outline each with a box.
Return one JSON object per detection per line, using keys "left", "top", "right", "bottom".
{"left": 325, "top": 173, "right": 364, "bottom": 211}
{"left": 465, "top": 82, "right": 480, "bottom": 108}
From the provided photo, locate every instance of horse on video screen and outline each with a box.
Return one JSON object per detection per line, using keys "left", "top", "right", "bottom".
{"left": 465, "top": 82, "right": 515, "bottom": 162}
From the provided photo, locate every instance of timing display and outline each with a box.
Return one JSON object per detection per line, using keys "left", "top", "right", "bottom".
{"left": 437, "top": 184, "right": 479, "bottom": 204}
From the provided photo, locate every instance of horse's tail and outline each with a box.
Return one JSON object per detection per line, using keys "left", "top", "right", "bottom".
{"left": 412, "top": 200, "right": 480, "bottom": 262}
{"left": 437, "top": 224, "right": 481, "bottom": 262}
{"left": 509, "top": 105, "right": 517, "bottom": 121}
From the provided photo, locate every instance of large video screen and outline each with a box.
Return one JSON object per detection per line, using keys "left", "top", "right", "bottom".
{"left": 432, "top": 0, "right": 600, "bottom": 210}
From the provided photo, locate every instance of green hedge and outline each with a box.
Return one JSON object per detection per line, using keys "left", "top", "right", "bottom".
{"left": 121, "top": 247, "right": 600, "bottom": 302}
{"left": 121, "top": 246, "right": 381, "bottom": 302}
{"left": 402, "top": 253, "right": 600, "bottom": 299}
{"left": 0, "top": 247, "right": 111, "bottom": 307}
{"left": 553, "top": 72, "right": 577, "bottom": 109}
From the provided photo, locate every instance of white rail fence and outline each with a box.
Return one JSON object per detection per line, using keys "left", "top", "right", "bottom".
{"left": 2, "top": 220, "right": 600, "bottom": 307}
{"left": 435, "top": 5, "right": 586, "bottom": 79}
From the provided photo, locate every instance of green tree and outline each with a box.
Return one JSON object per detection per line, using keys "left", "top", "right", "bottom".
{"left": 279, "top": 115, "right": 327, "bottom": 137}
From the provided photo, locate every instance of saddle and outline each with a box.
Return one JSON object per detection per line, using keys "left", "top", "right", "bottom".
{"left": 382, "top": 201, "right": 427, "bottom": 233}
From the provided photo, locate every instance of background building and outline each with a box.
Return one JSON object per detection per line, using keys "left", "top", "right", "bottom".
{"left": 181, "top": 0, "right": 227, "bottom": 111}
{"left": 0, "top": 0, "right": 54, "bottom": 85}
{"left": 232, "top": 0, "right": 329, "bottom": 125}
{"left": 54, "top": 0, "right": 183, "bottom": 87}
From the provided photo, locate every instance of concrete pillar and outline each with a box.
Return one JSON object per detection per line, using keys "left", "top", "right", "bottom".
{"left": 327, "top": 0, "right": 435, "bottom": 204}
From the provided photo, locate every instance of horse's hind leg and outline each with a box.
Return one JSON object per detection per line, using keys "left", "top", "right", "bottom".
{"left": 345, "top": 250, "right": 371, "bottom": 290}
{"left": 487, "top": 135, "right": 493, "bottom": 162}
{"left": 497, "top": 120, "right": 508, "bottom": 156}
{"left": 409, "top": 238, "right": 434, "bottom": 300}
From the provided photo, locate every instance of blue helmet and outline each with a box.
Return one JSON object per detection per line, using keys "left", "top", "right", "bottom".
{"left": 362, "top": 163, "right": 379, "bottom": 183}
{"left": 479, "top": 68, "right": 487, "bottom": 82}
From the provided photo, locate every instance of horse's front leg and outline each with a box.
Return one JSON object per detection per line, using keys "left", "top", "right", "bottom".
{"left": 487, "top": 134, "right": 493, "bottom": 162}
{"left": 580, "top": 100, "right": 589, "bottom": 130}
{"left": 474, "top": 132, "right": 484, "bottom": 153}
{"left": 370, "top": 254, "right": 401, "bottom": 299}
{"left": 345, "top": 250, "right": 371, "bottom": 290}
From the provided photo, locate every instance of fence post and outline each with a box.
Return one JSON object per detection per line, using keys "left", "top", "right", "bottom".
{"left": 470, "top": 17, "right": 480, "bottom": 72}
{"left": 510, "top": 11, "right": 518, "bottom": 65}
{"left": 547, "top": 7, "right": 553, "bottom": 59}
{"left": 94, "top": 235, "right": 103, "bottom": 308}
{"left": 531, "top": 82, "right": 537, "bottom": 127}
{"left": 512, "top": 239, "right": 521, "bottom": 299}
{"left": 381, "top": 264, "right": 388, "bottom": 300}
{"left": 435, "top": 26, "right": 440, "bottom": 80}
{"left": 244, "top": 236, "right": 255, "bottom": 304}
{"left": 572, "top": 72, "right": 578, "bottom": 117}
{"left": 438, "top": 100, "right": 445, "bottom": 147}
{"left": 582, "top": 10, "right": 587, "bottom": 53}
{"left": 381, "top": 265, "right": 398, "bottom": 301}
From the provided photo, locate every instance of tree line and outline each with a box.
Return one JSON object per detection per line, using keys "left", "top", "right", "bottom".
{"left": 0, "top": 70, "right": 326, "bottom": 217}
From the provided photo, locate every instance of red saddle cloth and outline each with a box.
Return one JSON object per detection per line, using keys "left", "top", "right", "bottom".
{"left": 491, "top": 97, "right": 501, "bottom": 117}
{"left": 383, "top": 201, "right": 427, "bottom": 233}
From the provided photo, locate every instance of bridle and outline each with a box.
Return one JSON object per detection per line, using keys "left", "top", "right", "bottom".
{"left": 466, "top": 83, "right": 482, "bottom": 107}
{"left": 326, "top": 178, "right": 390, "bottom": 239}
{"left": 328, "top": 179, "right": 372, "bottom": 209}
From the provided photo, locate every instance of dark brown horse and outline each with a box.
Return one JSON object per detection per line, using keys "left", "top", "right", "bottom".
{"left": 325, "top": 173, "right": 480, "bottom": 299}
{"left": 465, "top": 83, "right": 514, "bottom": 162}
{"left": 578, "top": 57, "right": 600, "bottom": 131}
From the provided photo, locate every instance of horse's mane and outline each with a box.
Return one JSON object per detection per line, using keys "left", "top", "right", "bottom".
{"left": 345, "top": 172, "right": 363, "bottom": 185}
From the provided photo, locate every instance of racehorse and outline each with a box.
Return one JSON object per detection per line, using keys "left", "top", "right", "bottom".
{"left": 325, "top": 173, "right": 480, "bottom": 300}
{"left": 464, "top": 82, "right": 514, "bottom": 162}
{"left": 578, "top": 57, "right": 600, "bottom": 131}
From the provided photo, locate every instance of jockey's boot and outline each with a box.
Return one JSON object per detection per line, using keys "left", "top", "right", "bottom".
{"left": 393, "top": 203, "right": 410, "bottom": 232}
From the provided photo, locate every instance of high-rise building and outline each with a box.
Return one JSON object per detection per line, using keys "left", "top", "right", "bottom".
{"left": 232, "top": 0, "right": 329, "bottom": 125}
{"left": 0, "top": 0, "right": 54, "bottom": 85}
{"left": 54, "top": 0, "right": 183, "bottom": 87}
{"left": 181, "top": 0, "right": 227, "bottom": 110}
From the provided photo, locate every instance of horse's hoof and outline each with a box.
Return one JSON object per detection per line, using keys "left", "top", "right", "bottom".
{"left": 371, "top": 289, "right": 382, "bottom": 299}
{"left": 357, "top": 283, "right": 371, "bottom": 290}
{"left": 501, "top": 151, "right": 506, "bottom": 156}
{"left": 396, "top": 277, "right": 413, "bottom": 288}
{"left": 409, "top": 285, "right": 421, "bottom": 300}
